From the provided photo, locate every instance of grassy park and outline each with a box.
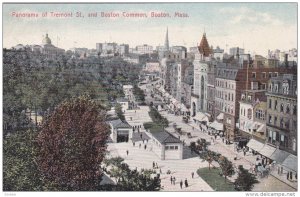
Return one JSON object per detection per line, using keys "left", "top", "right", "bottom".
{"left": 197, "top": 167, "right": 235, "bottom": 191}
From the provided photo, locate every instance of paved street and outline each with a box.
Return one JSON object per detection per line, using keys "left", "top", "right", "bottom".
{"left": 106, "top": 80, "right": 296, "bottom": 192}
{"left": 107, "top": 142, "right": 213, "bottom": 191}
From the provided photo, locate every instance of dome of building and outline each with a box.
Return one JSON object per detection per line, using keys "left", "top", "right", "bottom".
{"left": 42, "top": 33, "right": 52, "bottom": 45}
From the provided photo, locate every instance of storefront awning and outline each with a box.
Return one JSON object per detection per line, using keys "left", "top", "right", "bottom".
{"left": 193, "top": 112, "right": 209, "bottom": 122}
{"left": 209, "top": 120, "right": 224, "bottom": 131}
{"left": 270, "top": 149, "right": 290, "bottom": 164}
{"left": 216, "top": 113, "right": 224, "bottom": 120}
{"left": 259, "top": 144, "right": 276, "bottom": 158}
{"left": 282, "top": 154, "right": 298, "bottom": 172}
{"left": 246, "top": 139, "right": 264, "bottom": 152}
{"left": 181, "top": 103, "right": 188, "bottom": 111}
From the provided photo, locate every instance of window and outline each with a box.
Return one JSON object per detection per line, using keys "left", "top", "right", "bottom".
{"left": 273, "top": 72, "right": 278, "bottom": 77}
{"left": 280, "top": 104, "right": 284, "bottom": 112}
{"left": 274, "top": 116, "right": 277, "bottom": 125}
{"left": 170, "top": 146, "right": 175, "bottom": 150}
{"left": 269, "top": 99, "right": 272, "bottom": 109}
{"left": 269, "top": 115, "right": 272, "bottom": 124}
{"left": 247, "top": 109, "right": 252, "bottom": 119}
{"left": 280, "top": 118, "right": 284, "bottom": 128}
{"left": 274, "top": 100, "right": 278, "bottom": 110}
{"left": 269, "top": 72, "right": 272, "bottom": 78}
{"left": 262, "top": 72, "right": 266, "bottom": 78}
{"left": 165, "top": 146, "right": 169, "bottom": 150}
{"left": 175, "top": 146, "right": 178, "bottom": 150}
{"left": 286, "top": 104, "right": 290, "bottom": 114}
{"left": 293, "top": 105, "right": 297, "bottom": 115}
{"left": 252, "top": 72, "right": 256, "bottom": 78}
{"left": 261, "top": 83, "right": 267, "bottom": 90}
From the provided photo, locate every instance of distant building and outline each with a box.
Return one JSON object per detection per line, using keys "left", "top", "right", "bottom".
{"left": 102, "top": 42, "right": 118, "bottom": 55}
{"left": 136, "top": 44, "right": 153, "bottom": 54}
{"left": 145, "top": 61, "right": 160, "bottom": 73}
{"left": 96, "top": 43, "right": 103, "bottom": 53}
{"left": 118, "top": 44, "right": 129, "bottom": 56}
{"left": 229, "top": 47, "right": 245, "bottom": 57}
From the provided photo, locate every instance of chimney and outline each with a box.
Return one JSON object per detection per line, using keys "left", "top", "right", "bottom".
{"left": 284, "top": 54, "right": 288, "bottom": 67}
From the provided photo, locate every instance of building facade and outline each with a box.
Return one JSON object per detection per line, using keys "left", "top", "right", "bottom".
{"left": 266, "top": 74, "right": 297, "bottom": 155}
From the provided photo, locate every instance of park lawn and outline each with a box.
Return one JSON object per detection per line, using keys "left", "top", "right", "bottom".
{"left": 143, "top": 122, "right": 164, "bottom": 133}
{"left": 197, "top": 167, "right": 236, "bottom": 191}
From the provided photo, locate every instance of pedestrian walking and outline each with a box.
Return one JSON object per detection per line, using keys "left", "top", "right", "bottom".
{"left": 133, "top": 142, "right": 135, "bottom": 146}
{"left": 191, "top": 172, "right": 194, "bottom": 178}
{"left": 156, "top": 163, "right": 158, "bottom": 168}
{"left": 160, "top": 168, "right": 162, "bottom": 174}
{"left": 243, "top": 149, "right": 246, "bottom": 156}
{"left": 173, "top": 177, "right": 176, "bottom": 185}
{"left": 126, "top": 150, "right": 129, "bottom": 156}
{"left": 144, "top": 144, "right": 147, "bottom": 150}
{"left": 153, "top": 161, "right": 155, "bottom": 168}
{"left": 139, "top": 143, "right": 141, "bottom": 148}
{"left": 170, "top": 176, "right": 173, "bottom": 184}
{"left": 140, "top": 133, "right": 142, "bottom": 139}
{"left": 184, "top": 179, "right": 188, "bottom": 187}
{"left": 180, "top": 180, "right": 183, "bottom": 189}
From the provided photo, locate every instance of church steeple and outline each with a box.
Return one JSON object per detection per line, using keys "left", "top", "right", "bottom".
{"left": 164, "top": 27, "right": 169, "bottom": 51}
{"left": 198, "top": 32, "right": 212, "bottom": 57}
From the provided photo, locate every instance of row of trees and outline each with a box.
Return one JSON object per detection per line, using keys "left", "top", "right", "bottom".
{"left": 190, "top": 140, "right": 258, "bottom": 191}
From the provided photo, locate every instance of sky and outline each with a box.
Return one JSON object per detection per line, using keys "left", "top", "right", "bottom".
{"left": 2, "top": 3, "right": 298, "bottom": 56}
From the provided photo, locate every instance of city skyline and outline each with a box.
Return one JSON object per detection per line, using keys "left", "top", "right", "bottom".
{"left": 3, "top": 3, "right": 297, "bottom": 55}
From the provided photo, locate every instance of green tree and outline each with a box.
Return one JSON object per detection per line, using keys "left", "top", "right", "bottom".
{"left": 234, "top": 165, "right": 259, "bottom": 191}
{"left": 218, "top": 156, "right": 235, "bottom": 182}
{"left": 37, "top": 96, "right": 110, "bottom": 190}
{"left": 103, "top": 157, "right": 161, "bottom": 191}
{"left": 115, "top": 103, "right": 125, "bottom": 121}
{"left": 3, "top": 129, "right": 43, "bottom": 191}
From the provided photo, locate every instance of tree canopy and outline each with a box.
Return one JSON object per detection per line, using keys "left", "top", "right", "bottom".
{"left": 37, "top": 96, "right": 110, "bottom": 190}
{"left": 234, "top": 165, "right": 259, "bottom": 191}
{"left": 103, "top": 157, "right": 161, "bottom": 191}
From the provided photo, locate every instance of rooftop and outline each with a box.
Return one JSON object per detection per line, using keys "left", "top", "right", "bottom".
{"left": 109, "top": 119, "right": 132, "bottom": 129}
{"left": 152, "top": 130, "right": 182, "bottom": 144}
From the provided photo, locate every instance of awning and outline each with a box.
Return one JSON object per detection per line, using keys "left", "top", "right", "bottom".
{"left": 216, "top": 113, "right": 224, "bottom": 120}
{"left": 256, "top": 123, "right": 265, "bottom": 133}
{"left": 209, "top": 120, "right": 224, "bottom": 131}
{"left": 193, "top": 112, "right": 209, "bottom": 122}
{"left": 259, "top": 144, "right": 276, "bottom": 158}
{"left": 181, "top": 104, "right": 188, "bottom": 111}
{"left": 282, "top": 154, "right": 298, "bottom": 172}
{"left": 270, "top": 149, "right": 290, "bottom": 164}
{"left": 246, "top": 139, "right": 264, "bottom": 152}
